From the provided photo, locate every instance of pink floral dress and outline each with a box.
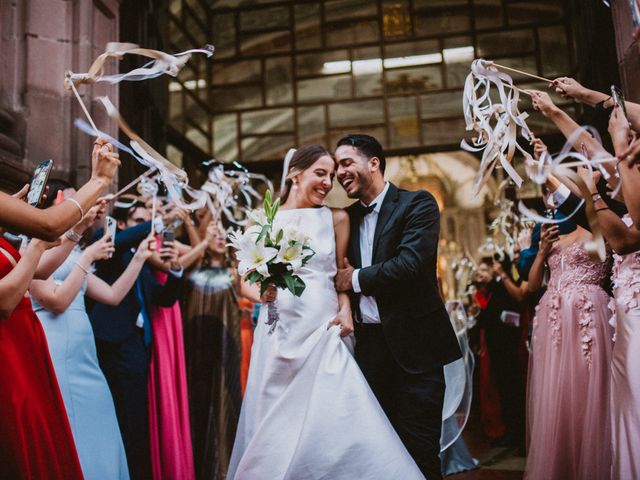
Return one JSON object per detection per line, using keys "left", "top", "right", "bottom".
{"left": 525, "top": 242, "right": 613, "bottom": 480}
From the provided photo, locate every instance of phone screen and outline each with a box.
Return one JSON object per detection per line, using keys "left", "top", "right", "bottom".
{"left": 161, "top": 230, "right": 175, "bottom": 260}
{"left": 27, "top": 159, "right": 53, "bottom": 207}
{"left": 162, "top": 230, "right": 175, "bottom": 246}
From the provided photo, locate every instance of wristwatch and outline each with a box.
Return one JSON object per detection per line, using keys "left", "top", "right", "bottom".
{"left": 65, "top": 229, "right": 83, "bottom": 243}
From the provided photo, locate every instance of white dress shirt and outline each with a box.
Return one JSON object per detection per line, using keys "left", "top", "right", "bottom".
{"left": 351, "top": 182, "right": 389, "bottom": 324}
{"left": 550, "top": 183, "right": 571, "bottom": 208}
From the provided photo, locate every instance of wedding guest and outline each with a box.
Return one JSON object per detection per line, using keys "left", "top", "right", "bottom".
{"left": 0, "top": 140, "right": 119, "bottom": 479}
{"left": 473, "top": 257, "right": 525, "bottom": 447}
{"left": 183, "top": 223, "right": 245, "bottom": 480}
{"left": 90, "top": 200, "right": 184, "bottom": 480}
{"left": 525, "top": 219, "right": 613, "bottom": 479}
{"left": 31, "top": 218, "right": 155, "bottom": 480}
{"left": 146, "top": 208, "right": 206, "bottom": 480}
{"left": 585, "top": 110, "right": 640, "bottom": 478}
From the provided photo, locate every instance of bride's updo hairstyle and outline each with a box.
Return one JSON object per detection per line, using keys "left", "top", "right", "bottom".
{"left": 279, "top": 144, "right": 331, "bottom": 203}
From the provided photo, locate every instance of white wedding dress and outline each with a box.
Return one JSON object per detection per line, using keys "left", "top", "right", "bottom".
{"left": 228, "top": 207, "right": 424, "bottom": 480}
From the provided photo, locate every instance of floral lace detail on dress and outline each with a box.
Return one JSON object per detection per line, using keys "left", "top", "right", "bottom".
{"left": 533, "top": 242, "right": 612, "bottom": 366}
{"left": 547, "top": 291, "right": 561, "bottom": 347}
{"left": 576, "top": 294, "right": 596, "bottom": 368}
{"left": 611, "top": 251, "right": 640, "bottom": 314}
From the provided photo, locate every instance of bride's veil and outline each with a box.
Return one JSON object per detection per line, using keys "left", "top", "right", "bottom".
{"left": 279, "top": 148, "right": 297, "bottom": 196}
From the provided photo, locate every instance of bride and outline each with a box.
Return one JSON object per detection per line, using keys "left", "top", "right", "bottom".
{"left": 228, "top": 144, "right": 424, "bottom": 479}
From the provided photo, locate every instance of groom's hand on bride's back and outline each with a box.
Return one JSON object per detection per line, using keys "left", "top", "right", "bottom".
{"left": 335, "top": 257, "right": 354, "bottom": 292}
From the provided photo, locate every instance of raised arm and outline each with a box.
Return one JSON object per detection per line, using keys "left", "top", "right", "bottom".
{"left": 35, "top": 200, "right": 107, "bottom": 279}
{"left": 527, "top": 224, "right": 558, "bottom": 293}
{"left": 30, "top": 236, "right": 115, "bottom": 314}
{"left": 0, "top": 141, "right": 119, "bottom": 241}
{"left": 329, "top": 209, "right": 353, "bottom": 337}
{"left": 86, "top": 236, "right": 155, "bottom": 306}
{"left": 0, "top": 238, "right": 58, "bottom": 318}
{"left": 552, "top": 77, "right": 640, "bottom": 132}
{"left": 530, "top": 91, "right": 610, "bottom": 160}
{"left": 179, "top": 228, "right": 214, "bottom": 271}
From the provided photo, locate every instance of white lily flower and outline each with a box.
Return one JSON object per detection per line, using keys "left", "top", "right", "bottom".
{"left": 227, "top": 225, "right": 263, "bottom": 250}
{"left": 275, "top": 242, "right": 305, "bottom": 271}
{"left": 236, "top": 239, "right": 278, "bottom": 276}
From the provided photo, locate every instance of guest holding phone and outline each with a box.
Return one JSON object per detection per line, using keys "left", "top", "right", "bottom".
{"left": 0, "top": 140, "right": 119, "bottom": 479}
{"left": 30, "top": 196, "right": 156, "bottom": 480}
{"left": 89, "top": 200, "right": 184, "bottom": 480}
{"left": 0, "top": 138, "right": 119, "bottom": 241}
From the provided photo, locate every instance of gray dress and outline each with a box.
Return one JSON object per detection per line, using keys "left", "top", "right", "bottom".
{"left": 32, "top": 248, "right": 130, "bottom": 480}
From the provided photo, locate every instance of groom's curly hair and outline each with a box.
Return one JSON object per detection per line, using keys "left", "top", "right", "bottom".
{"left": 336, "top": 134, "right": 386, "bottom": 173}
{"left": 280, "top": 144, "right": 332, "bottom": 203}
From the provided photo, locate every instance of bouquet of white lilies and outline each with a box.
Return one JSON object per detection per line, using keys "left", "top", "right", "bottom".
{"left": 227, "top": 191, "right": 314, "bottom": 331}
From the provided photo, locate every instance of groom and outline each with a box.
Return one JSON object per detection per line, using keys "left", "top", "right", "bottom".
{"left": 335, "top": 134, "right": 461, "bottom": 479}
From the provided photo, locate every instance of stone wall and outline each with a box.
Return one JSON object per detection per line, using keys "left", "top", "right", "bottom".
{"left": 0, "top": 0, "right": 120, "bottom": 192}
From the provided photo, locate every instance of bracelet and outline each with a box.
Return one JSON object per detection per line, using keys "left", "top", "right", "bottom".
{"left": 74, "top": 261, "right": 90, "bottom": 275}
{"left": 595, "top": 207, "right": 610, "bottom": 213}
{"left": 66, "top": 198, "right": 85, "bottom": 222}
{"left": 65, "top": 229, "right": 83, "bottom": 243}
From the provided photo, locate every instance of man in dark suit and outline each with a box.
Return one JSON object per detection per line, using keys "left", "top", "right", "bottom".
{"left": 334, "top": 134, "right": 461, "bottom": 479}
{"left": 89, "top": 200, "right": 183, "bottom": 480}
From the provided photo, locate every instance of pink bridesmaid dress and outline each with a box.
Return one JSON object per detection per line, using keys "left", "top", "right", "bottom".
{"left": 148, "top": 269, "right": 195, "bottom": 480}
{"left": 525, "top": 242, "right": 613, "bottom": 480}
{"left": 610, "top": 216, "right": 640, "bottom": 479}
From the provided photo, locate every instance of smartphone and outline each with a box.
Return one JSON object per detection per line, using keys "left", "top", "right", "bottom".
{"left": 2, "top": 232, "right": 27, "bottom": 251}
{"left": 103, "top": 216, "right": 117, "bottom": 258}
{"left": 161, "top": 229, "right": 175, "bottom": 260}
{"left": 26, "top": 159, "right": 53, "bottom": 207}
{"left": 104, "top": 215, "right": 117, "bottom": 240}
{"left": 611, "top": 85, "right": 628, "bottom": 119}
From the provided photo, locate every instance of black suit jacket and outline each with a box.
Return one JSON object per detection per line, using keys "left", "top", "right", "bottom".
{"left": 347, "top": 183, "right": 462, "bottom": 373}
{"left": 89, "top": 222, "right": 183, "bottom": 345}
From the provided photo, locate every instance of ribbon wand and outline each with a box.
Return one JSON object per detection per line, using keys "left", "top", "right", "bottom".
{"left": 111, "top": 168, "right": 157, "bottom": 199}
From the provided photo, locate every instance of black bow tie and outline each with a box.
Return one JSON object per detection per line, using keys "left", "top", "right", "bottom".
{"left": 355, "top": 203, "right": 377, "bottom": 216}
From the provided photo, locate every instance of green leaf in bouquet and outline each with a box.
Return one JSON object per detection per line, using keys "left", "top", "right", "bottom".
{"left": 271, "top": 197, "right": 281, "bottom": 219}
{"left": 246, "top": 271, "right": 264, "bottom": 284}
{"left": 264, "top": 190, "right": 273, "bottom": 219}
{"left": 292, "top": 276, "right": 306, "bottom": 296}
{"left": 275, "top": 228, "right": 284, "bottom": 245}
{"left": 257, "top": 224, "right": 271, "bottom": 243}
{"left": 302, "top": 248, "right": 316, "bottom": 264}
{"left": 282, "top": 271, "right": 297, "bottom": 295}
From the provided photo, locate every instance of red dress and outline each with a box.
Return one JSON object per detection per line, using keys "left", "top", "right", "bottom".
{"left": 0, "top": 237, "right": 83, "bottom": 479}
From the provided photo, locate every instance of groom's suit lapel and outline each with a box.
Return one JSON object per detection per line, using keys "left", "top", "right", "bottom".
{"left": 372, "top": 183, "right": 399, "bottom": 261}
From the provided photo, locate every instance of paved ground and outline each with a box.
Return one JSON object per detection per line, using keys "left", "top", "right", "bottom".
{"left": 445, "top": 410, "right": 525, "bottom": 479}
